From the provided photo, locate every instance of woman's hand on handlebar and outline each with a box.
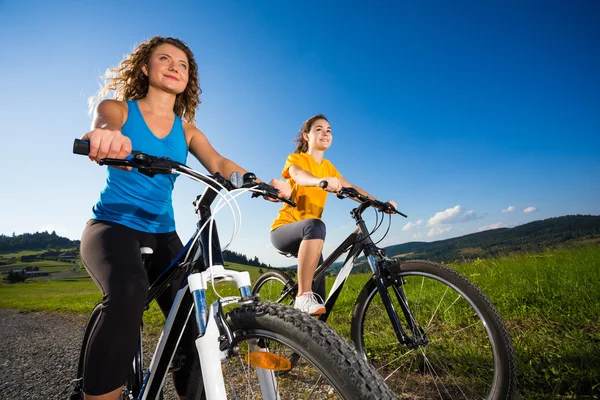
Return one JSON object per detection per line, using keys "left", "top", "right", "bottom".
{"left": 319, "top": 177, "right": 342, "bottom": 193}
{"left": 81, "top": 129, "right": 132, "bottom": 170}
{"left": 265, "top": 178, "right": 292, "bottom": 203}
{"left": 383, "top": 200, "right": 398, "bottom": 214}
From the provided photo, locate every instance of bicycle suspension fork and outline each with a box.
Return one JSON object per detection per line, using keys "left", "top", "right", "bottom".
{"left": 354, "top": 209, "right": 421, "bottom": 348}
{"left": 189, "top": 264, "right": 282, "bottom": 400}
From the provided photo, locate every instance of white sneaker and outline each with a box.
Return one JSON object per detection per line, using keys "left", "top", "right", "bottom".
{"left": 294, "top": 292, "right": 326, "bottom": 315}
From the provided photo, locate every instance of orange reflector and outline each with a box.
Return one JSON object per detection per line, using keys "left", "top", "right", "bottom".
{"left": 245, "top": 352, "right": 292, "bottom": 371}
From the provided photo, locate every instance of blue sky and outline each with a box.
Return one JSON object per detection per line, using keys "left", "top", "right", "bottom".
{"left": 0, "top": 1, "right": 598, "bottom": 267}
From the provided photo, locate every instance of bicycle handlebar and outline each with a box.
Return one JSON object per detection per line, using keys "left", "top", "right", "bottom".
{"left": 319, "top": 180, "right": 407, "bottom": 218}
{"left": 73, "top": 139, "right": 296, "bottom": 206}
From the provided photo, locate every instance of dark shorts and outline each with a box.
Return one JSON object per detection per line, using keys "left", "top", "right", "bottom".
{"left": 270, "top": 218, "right": 327, "bottom": 299}
{"left": 80, "top": 219, "right": 195, "bottom": 396}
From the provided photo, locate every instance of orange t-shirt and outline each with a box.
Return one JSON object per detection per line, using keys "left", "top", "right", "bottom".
{"left": 271, "top": 153, "right": 341, "bottom": 231}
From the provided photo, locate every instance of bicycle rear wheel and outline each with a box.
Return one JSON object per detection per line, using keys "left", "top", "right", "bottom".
{"left": 193, "top": 301, "right": 396, "bottom": 399}
{"left": 252, "top": 270, "right": 296, "bottom": 304}
{"left": 351, "top": 260, "right": 517, "bottom": 400}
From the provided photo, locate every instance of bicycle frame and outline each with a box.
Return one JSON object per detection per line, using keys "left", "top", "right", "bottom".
{"left": 128, "top": 179, "right": 278, "bottom": 399}
{"left": 70, "top": 139, "right": 300, "bottom": 399}
{"left": 275, "top": 200, "right": 424, "bottom": 348}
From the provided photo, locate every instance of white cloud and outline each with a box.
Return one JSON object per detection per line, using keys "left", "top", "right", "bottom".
{"left": 427, "top": 205, "right": 484, "bottom": 226}
{"left": 463, "top": 210, "right": 481, "bottom": 221}
{"left": 427, "top": 226, "right": 452, "bottom": 237}
{"left": 428, "top": 205, "right": 461, "bottom": 225}
{"left": 478, "top": 222, "right": 505, "bottom": 232}
{"left": 502, "top": 206, "right": 515, "bottom": 213}
{"left": 412, "top": 232, "right": 423, "bottom": 239}
{"left": 523, "top": 206, "right": 538, "bottom": 213}
{"left": 402, "top": 220, "right": 423, "bottom": 231}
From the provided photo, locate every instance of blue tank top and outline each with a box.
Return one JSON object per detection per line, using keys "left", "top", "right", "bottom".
{"left": 91, "top": 100, "right": 188, "bottom": 233}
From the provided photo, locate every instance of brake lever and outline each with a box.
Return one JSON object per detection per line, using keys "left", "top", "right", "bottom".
{"left": 281, "top": 197, "right": 296, "bottom": 207}
{"left": 250, "top": 183, "right": 296, "bottom": 207}
{"left": 380, "top": 201, "right": 408, "bottom": 218}
{"left": 98, "top": 158, "right": 133, "bottom": 167}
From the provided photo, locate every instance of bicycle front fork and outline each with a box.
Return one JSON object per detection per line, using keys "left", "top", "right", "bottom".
{"left": 188, "top": 266, "right": 280, "bottom": 400}
{"left": 373, "top": 261, "right": 428, "bottom": 348}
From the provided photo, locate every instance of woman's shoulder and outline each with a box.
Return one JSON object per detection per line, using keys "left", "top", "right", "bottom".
{"left": 95, "top": 99, "right": 128, "bottom": 126}
{"left": 97, "top": 99, "right": 128, "bottom": 112}
{"left": 288, "top": 152, "right": 308, "bottom": 161}
{"left": 322, "top": 157, "right": 339, "bottom": 171}
{"left": 182, "top": 121, "right": 205, "bottom": 146}
{"left": 182, "top": 120, "right": 201, "bottom": 136}
{"left": 285, "top": 152, "right": 310, "bottom": 165}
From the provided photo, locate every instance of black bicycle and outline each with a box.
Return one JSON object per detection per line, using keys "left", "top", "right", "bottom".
{"left": 69, "top": 139, "right": 396, "bottom": 400}
{"left": 253, "top": 186, "right": 517, "bottom": 399}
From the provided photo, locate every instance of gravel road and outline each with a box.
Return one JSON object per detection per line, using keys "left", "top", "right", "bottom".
{"left": 0, "top": 308, "right": 178, "bottom": 399}
{"left": 0, "top": 308, "right": 85, "bottom": 399}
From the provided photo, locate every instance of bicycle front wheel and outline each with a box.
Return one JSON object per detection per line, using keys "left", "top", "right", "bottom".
{"left": 202, "top": 301, "right": 396, "bottom": 399}
{"left": 351, "top": 260, "right": 517, "bottom": 400}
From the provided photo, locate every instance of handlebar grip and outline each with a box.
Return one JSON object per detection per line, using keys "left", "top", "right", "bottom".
{"left": 319, "top": 180, "right": 328, "bottom": 189}
{"left": 282, "top": 197, "right": 297, "bottom": 207}
{"left": 73, "top": 138, "right": 141, "bottom": 161}
{"left": 73, "top": 139, "right": 90, "bottom": 155}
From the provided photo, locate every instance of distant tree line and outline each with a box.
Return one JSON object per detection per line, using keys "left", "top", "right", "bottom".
{"left": 4, "top": 215, "right": 599, "bottom": 270}
{"left": 1, "top": 231, "right": 274, "bottom": 270}
{"left": 223, "top": 250, "right": 272, "bottom": 270}
{"left": 0, "top": 231, "right": 79, "bottom": 253}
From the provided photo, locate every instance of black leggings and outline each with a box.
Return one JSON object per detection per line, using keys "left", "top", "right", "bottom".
{"left": 270, "top": 218, "right": 326, "bottom": 299}
{"left": 80, "top": 219, "right": 196, "bottom": 396}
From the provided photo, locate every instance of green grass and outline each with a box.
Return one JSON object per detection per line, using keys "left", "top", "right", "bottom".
{"left": 0, "top": 248, "right": 78, "bottom": 258}
{"left": 2, "top": 245, "right": 599, "bottom": 398}
{"left": 1, "top": 259, "right": 78, "bottom": 271}
{"left": 0, "top": 279, "right": 100, "bottom": 313}
{"left": 0, "top": 260, "right": 264, "bottom": 334}
{"left": 446, "top": 246, "right": 600, "bottom": 398}
{"left": 221, "top": 261, "right": 265, "bottom": 282}
{"left": 0, "top": 249, "right": 49, "bottom": 258}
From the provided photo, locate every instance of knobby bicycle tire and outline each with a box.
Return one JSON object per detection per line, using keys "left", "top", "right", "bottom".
{"left": 351, "top": 260, "right": 517, "bottom": 400}
{"left": 189, "top": 301, "right": 397, "bottom": 399}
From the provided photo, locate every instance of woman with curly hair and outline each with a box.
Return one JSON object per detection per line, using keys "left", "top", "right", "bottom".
{"left": 79, "top": 36, "right": 290, "bottom": 400}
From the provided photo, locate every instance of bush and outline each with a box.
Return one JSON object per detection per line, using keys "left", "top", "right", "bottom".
{"left": 5, "top": 270, "right": 27, "bottom": 283}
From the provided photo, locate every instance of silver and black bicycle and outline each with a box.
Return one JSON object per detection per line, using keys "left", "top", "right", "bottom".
{"left": 69, "top": 139, "right": 396, "bottom": 400}
{"left": 253, "top": 185, "right": 517, "bottom": 399}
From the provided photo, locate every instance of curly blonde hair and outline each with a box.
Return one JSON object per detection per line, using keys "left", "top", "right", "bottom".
{"left": 89, "top": 36, "right": 201, "bottom": 124}
{"left": 293, "top": 114, "right": 328, "bottom": 153}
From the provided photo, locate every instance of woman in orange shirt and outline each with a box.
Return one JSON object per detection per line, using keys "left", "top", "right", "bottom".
{"left": 270, "top": 114, "right": 397, "bottom": 315}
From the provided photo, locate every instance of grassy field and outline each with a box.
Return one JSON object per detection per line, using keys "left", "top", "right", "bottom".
{"left": 0, "top": 260, "right": 263, "bottom": 323}
{"left": 0, "top": 249, "right": 55, "bottom": 258}
{"left": 1, "top": 246, "right": 599, "bottom": 398}
{"left": 451, "top": 246, "right": 600, "bottom": 398}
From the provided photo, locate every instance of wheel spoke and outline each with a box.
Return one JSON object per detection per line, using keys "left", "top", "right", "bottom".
{"left": 357, "top": 262, "right": 515, "bottom": 399}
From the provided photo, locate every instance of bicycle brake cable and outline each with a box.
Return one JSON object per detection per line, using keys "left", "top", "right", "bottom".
{"left": 372, "top": 214, "right": 393, "bottom": 246}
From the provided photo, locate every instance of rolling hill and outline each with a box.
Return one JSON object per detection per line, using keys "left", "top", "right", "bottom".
{"left": 293, "top": 214, "right": 600, "bottom": 274}
{"left": 383, "top": 214, "right": 600, "bottom": 262}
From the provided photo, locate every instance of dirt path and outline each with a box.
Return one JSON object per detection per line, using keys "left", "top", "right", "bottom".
{"left": 0, "top": 308, "right": 85, "bottom": 399}
{"left": 0, "top": 308, "right": 178, "bottom": 399}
